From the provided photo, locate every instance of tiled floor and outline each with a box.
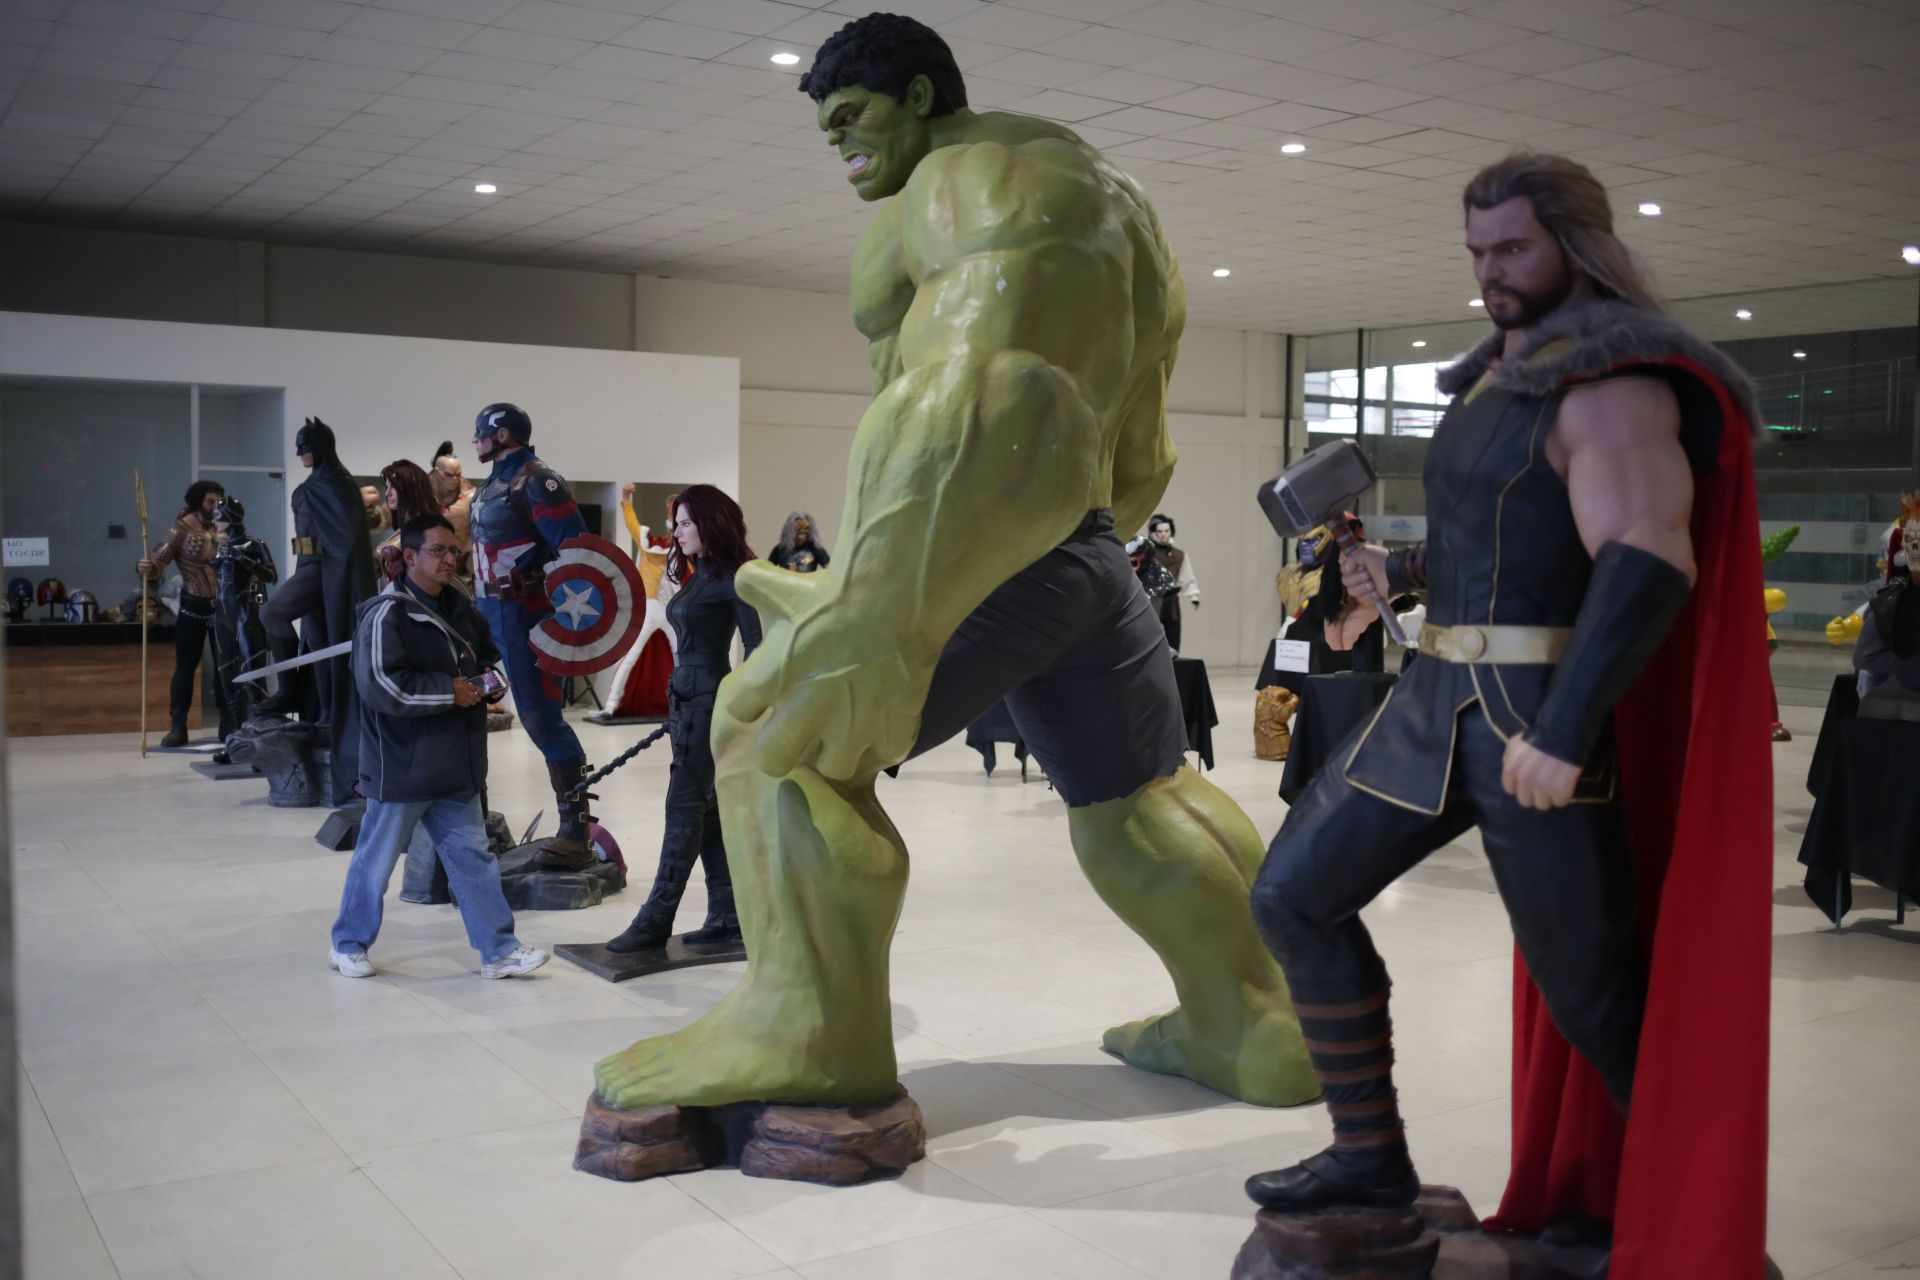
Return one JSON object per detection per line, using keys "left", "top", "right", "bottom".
{"left": 10, "top": 653, "right": 1917, "bottom": 1279}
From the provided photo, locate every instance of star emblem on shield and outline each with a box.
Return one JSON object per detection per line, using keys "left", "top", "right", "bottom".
{"left": 530, "top": 533, "right": 645, "bottom": 677}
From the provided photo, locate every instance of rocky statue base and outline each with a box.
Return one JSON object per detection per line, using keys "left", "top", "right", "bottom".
{"left": 397, "top": 836, "right": 625, "bottom": 911}
{"left": 1231, "top": 1187, "right": 1615, "bottom": 1279}
{"left": 223, "top": 716, "right": 322, "bottom": 807}
{"left": 574, "top": 1090, "right": 924, "bottom": 1187}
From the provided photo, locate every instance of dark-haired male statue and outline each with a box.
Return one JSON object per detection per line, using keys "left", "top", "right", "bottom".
{"left": 1245, "top": 153, "right": 1772, "bottom": 1275}
{"left": 591, "top": 13, "right": 1315, "bottom": 1122}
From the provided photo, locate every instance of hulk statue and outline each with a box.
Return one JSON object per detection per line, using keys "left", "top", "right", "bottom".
{"left": 592, "top": 13, "right": 1313, "bottom": 1121}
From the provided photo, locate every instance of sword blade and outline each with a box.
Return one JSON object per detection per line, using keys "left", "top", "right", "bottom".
{"left": 232, "top": 638, "right": 354, "bottom": 684}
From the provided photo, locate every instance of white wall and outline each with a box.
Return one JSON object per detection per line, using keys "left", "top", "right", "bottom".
{"left": 0, "top": 312, "right": 741, "bottom": 551}
{"left": 636, "top": 276, "right": 1292, "bottom": 668}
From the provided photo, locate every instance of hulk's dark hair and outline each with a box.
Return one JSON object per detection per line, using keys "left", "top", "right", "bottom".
{"left": 799, "top": 13, "right": 967, "bottom": 116}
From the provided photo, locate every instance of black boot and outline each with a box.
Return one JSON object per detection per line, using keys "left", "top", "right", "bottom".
{"left": 535, "top": 757, "right": 596, "bottom": 870}
{"left": 253, "top": 636, "right": 302, "bottom": 717}
{"left": 604, "top": 916, "right": 669, "bottom": 953}
{"left": 683, "top": 829, "right": 740, "bottom": 946}
{"left": 1245, "top": 985, "right": 1420, "bottom": 1212}
{"left": 159, "top": 713, "right": 189, "bottom": 749}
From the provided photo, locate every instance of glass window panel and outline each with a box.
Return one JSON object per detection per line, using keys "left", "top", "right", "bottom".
{"left": 1390, "top": 362, "right": 1446, "bottom": 406}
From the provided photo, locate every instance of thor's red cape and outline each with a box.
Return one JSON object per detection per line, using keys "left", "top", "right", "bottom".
{"left": 1481, "top": 348, "right": 1773, "bottom": 1276}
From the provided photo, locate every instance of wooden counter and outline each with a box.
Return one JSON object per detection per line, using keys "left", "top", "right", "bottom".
{"left": 5, "top": 636, "right": 201, "bottom": 737}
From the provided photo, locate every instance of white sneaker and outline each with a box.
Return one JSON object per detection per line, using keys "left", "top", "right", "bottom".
{"left": 329, "top": 949, "right": 374, "bottom": 978}
{"left": 481, "top": 946, "right": 548, "bottom": 979}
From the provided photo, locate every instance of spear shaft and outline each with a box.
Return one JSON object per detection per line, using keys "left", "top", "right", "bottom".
{"left": 135, "top": 471, "right": 150, "bottom": 757}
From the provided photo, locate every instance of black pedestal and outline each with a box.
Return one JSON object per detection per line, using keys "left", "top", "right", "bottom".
{"left": 557, "top": 935, "right": 748, "bottom": 983}
{"left": 190, "top": 760, "right": 261, "bottom": 780}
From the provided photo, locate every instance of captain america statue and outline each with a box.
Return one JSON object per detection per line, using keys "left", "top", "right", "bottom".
{"left": 468, "top": 402, "right": 601, "bottom": 869}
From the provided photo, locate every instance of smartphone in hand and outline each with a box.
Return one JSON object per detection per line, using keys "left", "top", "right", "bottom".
{"left": 471, "top": 669, "right": 508, "bottom": 700}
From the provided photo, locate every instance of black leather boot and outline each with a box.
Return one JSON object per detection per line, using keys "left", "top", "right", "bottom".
{"left": 1244, "top": 984, "right": 1420, "bottom": 1212}
{"left": 535, "top": 757, "right": 596, "bottom": 870}
{"left": 253, "top": 636, "right": 302, "bottom": 717}
{"left": 159, "top": 712, "right": 189, "bottom": 749}
{"left": 604, "top": 916, "right": 669, "bottom": 953}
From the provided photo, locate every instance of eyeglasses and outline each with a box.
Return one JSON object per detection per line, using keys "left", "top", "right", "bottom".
{"left": 416, "top": 544, "right": 460, "bottom": 560}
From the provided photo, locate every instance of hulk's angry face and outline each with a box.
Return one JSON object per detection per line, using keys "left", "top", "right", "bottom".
{"left": 818, "top": 77, "right": 936, "bottom": 202}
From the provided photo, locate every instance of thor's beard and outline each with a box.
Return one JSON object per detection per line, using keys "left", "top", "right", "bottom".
{"left": 1486, "top": 264, "right": 1576, "bottom": 332}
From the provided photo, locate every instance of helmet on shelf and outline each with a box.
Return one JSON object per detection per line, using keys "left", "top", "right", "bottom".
{"left": 64, "top": 590, "right": 99, "bottom": 624}
{"left": 36, "top": 577, "right": 67, "bottom": 606}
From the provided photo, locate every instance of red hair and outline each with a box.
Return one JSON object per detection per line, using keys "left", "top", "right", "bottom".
{"left": 667, "top": 484, "right": 755, "bottom": 584}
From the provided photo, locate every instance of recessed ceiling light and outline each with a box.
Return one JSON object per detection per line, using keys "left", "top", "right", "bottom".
{"left": 1468, "top": 299, "right": 1484, "bottom": 308}
{"left": 1637, "top": 201, "right": 1662, "bottom": 216}
{"left": 1411, "top": 340, "right": 1427, "bottom": 348}
{"left": 1735, "top": 308, "right": 1752, "bottom": 320}
{"left": 474, "top": 182, "right": 496, "bottom": 194}
{"left": 770, "top": 51, "right": 800, "bottom": 65}
{"left": 1280, "top": 142, "right": 1306, "bottom": 154}
{"left": 1793, "top": 350, "right": 1807, "bottom": 359}
{"left": 1212, "top": 268, "right": 1231, "bottom": 278}
{"left": 1904, "top": 244, "right": 1920, "bottom": 265}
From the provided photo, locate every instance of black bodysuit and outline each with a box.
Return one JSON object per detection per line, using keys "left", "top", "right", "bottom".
{"left": 627, "top": 564, "right": 762, "bottom": 937}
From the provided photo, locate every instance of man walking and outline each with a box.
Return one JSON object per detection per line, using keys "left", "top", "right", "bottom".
{"left": 330, "top": 513, "right": 547, "bottom": 980}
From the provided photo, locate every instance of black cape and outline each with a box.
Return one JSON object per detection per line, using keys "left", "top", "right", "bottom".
{"left": 291, "top": 457, "right": 376, "bottom": 802}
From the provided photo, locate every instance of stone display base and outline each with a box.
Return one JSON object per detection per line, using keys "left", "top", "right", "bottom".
{"left": 494, "top": 841, "right": 625, "bottom": 911}
{"left": 556, "top": 934, "right": 747, "bottom": 983}
{"left": 190, "top": 760, "right": 261, "bottom": 780}
{"left": 574, "top": 1090, "right": 924, "bottom": 1187}
{"left": 584, "top": 712, "right": 667, "bottom": 727}
{"left": 486, "top": 707, "right": 515, "bottom": 733}
{"left": 1232, "top": 1188, "right": 1617, "bottom": 1280}
{"left": 223, "top": 716, "right": 323, "bottom": 807}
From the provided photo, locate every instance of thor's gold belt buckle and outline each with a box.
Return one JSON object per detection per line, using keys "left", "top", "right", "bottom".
{"left": 1418, "top": 623, "right": 1571, "bottom": 665}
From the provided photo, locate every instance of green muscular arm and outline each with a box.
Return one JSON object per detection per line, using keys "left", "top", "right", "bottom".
{"left": 727, "top": 138, "right": 1134, "bottom": 778}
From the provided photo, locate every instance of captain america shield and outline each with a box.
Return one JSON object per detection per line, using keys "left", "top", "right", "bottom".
{"left": 531, "top": 533, "right": 646, "bottom": 677}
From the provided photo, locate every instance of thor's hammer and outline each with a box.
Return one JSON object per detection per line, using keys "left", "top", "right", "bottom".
{"left": 1256, "top": 439, "right": 1409, "bottom": 646}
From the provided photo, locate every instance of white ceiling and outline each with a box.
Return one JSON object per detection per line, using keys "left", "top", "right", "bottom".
{"left": 2, "top": 0, "right": 1917, "bottom": 334}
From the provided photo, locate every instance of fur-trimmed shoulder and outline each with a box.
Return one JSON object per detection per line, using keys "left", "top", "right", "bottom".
{"left": 1436, "top": 298, "right": 1760, "bottom": 435}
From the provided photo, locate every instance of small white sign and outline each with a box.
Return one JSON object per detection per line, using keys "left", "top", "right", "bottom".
{"left": 1273, "top": 638, "right": 1312, "bottom": 673}
{"left": 3, "top": 537, "right": 49, "bottom": 567}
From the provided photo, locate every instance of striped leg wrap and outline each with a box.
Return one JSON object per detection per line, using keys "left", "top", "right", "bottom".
{"left": 1293, "top": 988, "right": 1405, "bottom": 1155}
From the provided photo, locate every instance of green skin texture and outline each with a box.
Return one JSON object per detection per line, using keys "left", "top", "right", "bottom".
{"left": 593, "top": 75, "right": 1315, "bottom": 1112}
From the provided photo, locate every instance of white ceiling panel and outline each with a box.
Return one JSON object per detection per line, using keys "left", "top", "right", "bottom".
{"left": 1, "top": 0, "right": 1916, "bottom": 334}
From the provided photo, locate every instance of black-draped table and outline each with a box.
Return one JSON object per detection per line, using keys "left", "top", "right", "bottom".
{"left": 962, "top": 656, "right": 1220, "bottom": 778}
{"left": 1172, "top": 657, "right": 1218, "bottom": 771}
{"left": 1278, "top": 672, "right": 1399, "bottom": 804}
{"left": 1798, "top": 673, "right": 1920, "bottom": 925}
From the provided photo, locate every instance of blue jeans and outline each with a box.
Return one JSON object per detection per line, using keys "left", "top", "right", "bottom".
{"left": 331, "top": 792, "right": 519, "bottom": 963}
{"left": 475, "top": 598, "right": 584, "bottom": 764}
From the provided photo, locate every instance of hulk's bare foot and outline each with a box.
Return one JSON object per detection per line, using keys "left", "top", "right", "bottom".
{"left": 594, "top": 980, "right": 898, "bottom": 1111}
{"left": 1103, "top": 997, "right": 1317, "bottom": 1108}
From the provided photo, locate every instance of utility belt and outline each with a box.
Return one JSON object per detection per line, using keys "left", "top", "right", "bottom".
{"left": 472, "top": 538, "right": 543, "bottom": 601}
{"left": 291, "top": 536, "right": 319, "bottom": 557}
{"left": 472, "top": 568, "right": 546, "bottom": 601}
{"left": 1417, "top": 623, "right": 1571, "bottom": 665}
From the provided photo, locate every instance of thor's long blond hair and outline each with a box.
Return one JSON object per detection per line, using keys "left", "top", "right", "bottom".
{"left": 1464, "top": 151, "right": 1668, "bottom": 316}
